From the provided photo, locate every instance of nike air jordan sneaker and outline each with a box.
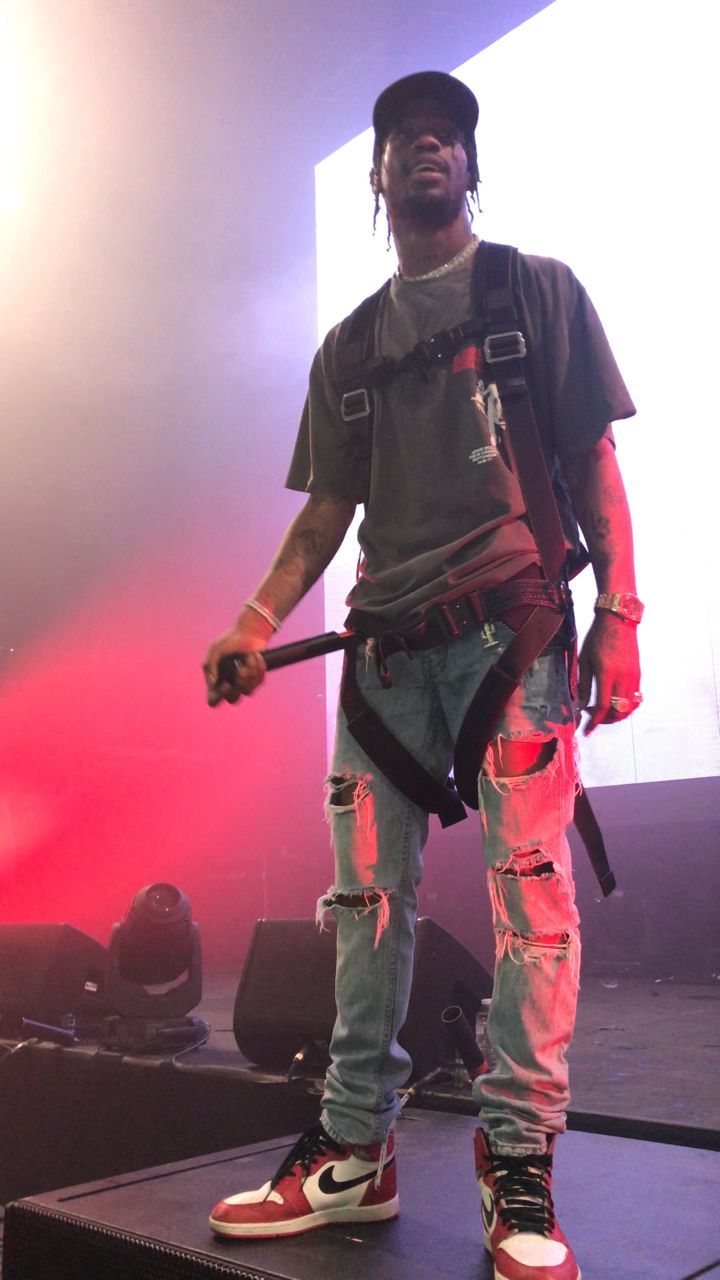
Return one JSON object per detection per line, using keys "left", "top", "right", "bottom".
{"left": 474, "top": 1129, "right": 580, "bottom": 1280}
{"left": 209, "top": 1122, "right": 398, "bottom": 1238}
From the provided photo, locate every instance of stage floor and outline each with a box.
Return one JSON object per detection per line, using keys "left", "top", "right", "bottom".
{"left": 198, "top": 970, "right": 720, "bottom": 1134}
{"left": 3, "top": 1110, "right": 719, "bottom": 1280}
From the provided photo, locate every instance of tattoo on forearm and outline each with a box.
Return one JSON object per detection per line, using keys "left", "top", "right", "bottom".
{"left": 272, "top": 525, "right": 328, "bottom": 590}
{"left": 565, "top": 439, "right": 636, "bottom": 591}
{"left": 292, "top": 527, "right": 324, "bottom": 561}
{"left": 248, "top": 493, "right": 355, "bottom": 622}
{"left": 585, "top": 509, "right": 618, "bottom": 575}
{"left": 588, "top": 511, "right": 611, "bottom": 542}
{"left": 267, "top": 497, "right": 353, "bottom": 604}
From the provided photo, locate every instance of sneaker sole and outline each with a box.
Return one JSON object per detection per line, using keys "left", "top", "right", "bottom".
{"left": 495, "top": 1270, "right": 581, "bottom": 1280}
{"left": 209, "top": 1196, "right": 400, "bottom": 1239}
{"left": 489, "top": 1246, "right": 581, "bottom": 1280}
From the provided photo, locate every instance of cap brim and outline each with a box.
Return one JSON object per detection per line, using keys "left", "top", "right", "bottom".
{"left": 373, "top": 71, "right": 478, "bottom": 148}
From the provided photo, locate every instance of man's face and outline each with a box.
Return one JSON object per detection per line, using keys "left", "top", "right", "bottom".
{"left": 375, "top": 99, "right": 471, "bottom": 229}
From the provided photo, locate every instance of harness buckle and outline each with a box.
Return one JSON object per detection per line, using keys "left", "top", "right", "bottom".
{"left": 340, "top": 388, "right": 371, "bottom": 422}
{"left": 483, "top": 330, "right": 527, "bottom": 364}
{"left": 413, "top": 325, "right": 467, "bottom": 376}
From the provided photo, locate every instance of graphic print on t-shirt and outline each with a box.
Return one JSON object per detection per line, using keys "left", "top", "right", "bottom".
{"left": 453, "top": 343, "right": 506, "bottom": 467}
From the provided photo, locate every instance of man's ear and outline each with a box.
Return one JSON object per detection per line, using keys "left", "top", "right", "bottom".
{"left": 369, "top": 166, "right": 382, "bottom": 197}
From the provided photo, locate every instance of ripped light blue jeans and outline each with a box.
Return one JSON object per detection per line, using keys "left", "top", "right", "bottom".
{"left": 318, "top": 622, "right": 580, "bottom": 1157}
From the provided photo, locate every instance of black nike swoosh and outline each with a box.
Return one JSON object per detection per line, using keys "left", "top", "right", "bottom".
{"left": 481, "top": 1191, "right": 496, "bottom": 1233}
{"left": 317, "top": 1156, "right": 395, "bottom": 1196}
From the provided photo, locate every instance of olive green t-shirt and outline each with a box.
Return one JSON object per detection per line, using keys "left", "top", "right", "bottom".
{"left": 286, "top": 247, "right": 635, "bottom": 628}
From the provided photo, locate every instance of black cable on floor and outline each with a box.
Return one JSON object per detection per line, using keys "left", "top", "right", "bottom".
{"left": 678, "top": 1260, "right": 720, "bottom": 1280}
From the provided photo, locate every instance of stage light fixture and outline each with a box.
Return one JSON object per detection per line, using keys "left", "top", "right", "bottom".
{"left": 106, "top": 883, "right": 202, "bottom": 1020}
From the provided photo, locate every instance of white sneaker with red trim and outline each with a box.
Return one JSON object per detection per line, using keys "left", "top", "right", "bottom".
{"left": 474, "top": 1129, "right": 581, "bottom": 1280}
{"left": 209, "top": 1122, "right": 398, "bottom": 1239}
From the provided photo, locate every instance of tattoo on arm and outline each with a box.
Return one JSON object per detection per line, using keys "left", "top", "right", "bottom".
{"left": 564, "top": 437, "right": 636, "bottom": 592}
{"left": 588, "top": 511, "right": 611, "bottom": 542}
{"left": 257, "top": 493, "right": 356, "bottom": 615}
{"left": 272, "top": 523, "right": 332, "bottom": 593}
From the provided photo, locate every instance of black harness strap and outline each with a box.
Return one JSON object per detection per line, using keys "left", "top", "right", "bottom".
{"left": 339, "top": 635, "right": 466, "bottom": 829}
{"left": 453, "top": 244, "right": 616, "bottom": 894}
{"left": 453, "top": 603, "right": 568, "bottom": 807}
{"left": 335, "top": 241, "right": 615, "bottom": 895}
{"left": 472, "top": 242, "right": 566, "bottom": 583}
{"left": 573, "top": 791, "right": 616, "bottom": 898}
{"left": 337, "top": 282, "right": 390, "bottom": 504}
{"left": 451, "top": 241, "right": 568, "bottom": 805}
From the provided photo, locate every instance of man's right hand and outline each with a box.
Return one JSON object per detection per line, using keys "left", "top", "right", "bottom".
{"left": 203, "top": 617, "right": 272, "bottom": 707}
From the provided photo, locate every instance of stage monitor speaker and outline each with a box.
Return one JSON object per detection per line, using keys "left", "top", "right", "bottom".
{"left": 0, "top": 924, "right": 109, "bottom": 1028}
{"left": 233, "top": 916, "right": 492, "bottom": 1082}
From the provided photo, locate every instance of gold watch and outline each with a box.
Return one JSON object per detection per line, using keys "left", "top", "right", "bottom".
{"left": 594, "top": 592, "right": 644, "bottom": 624}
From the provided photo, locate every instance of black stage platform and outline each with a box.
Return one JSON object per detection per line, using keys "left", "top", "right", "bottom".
{"left": 2, "top": 973, "right": 719, "bottom": 1223}
{"left": 3, "top": 1110, "right": 719, "bottom": 1280}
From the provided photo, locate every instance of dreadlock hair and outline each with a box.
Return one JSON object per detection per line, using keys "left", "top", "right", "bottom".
{"left": 371, "top": 130, "right": 482, "bottom": 246}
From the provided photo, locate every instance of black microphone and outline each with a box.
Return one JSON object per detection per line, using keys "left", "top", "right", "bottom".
{"left": 218, "top": 631, "right": 355, "bottom": 684}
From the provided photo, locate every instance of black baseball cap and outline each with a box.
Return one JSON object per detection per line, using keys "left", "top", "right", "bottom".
{"left": 372, "top": 70, "right": 479, "bottom": 154}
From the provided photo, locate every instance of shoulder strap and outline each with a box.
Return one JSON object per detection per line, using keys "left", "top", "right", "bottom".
{"left": 335, "top": 281, "right": 390, "bottom": 504}
{"left": 342, "top": 280, "right": 389, "bottom": 353}
{"left": 473, "top": 241, "right": 566, "bottom": 584}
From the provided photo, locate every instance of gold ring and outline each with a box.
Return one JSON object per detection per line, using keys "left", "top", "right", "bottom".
{"left": 610, "top": 696, "right": 632, "bottom": 714}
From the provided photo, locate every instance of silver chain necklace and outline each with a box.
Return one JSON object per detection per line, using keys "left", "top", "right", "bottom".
{"left": 396, "top": 234, "right": 479, "bottom": 283}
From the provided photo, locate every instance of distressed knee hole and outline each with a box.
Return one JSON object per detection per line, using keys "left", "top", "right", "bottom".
{"left": 315, "top": 885, "right": 392, "bottom": 948}
{"left": 330, "top": 781, "right": 357, "bottom": 807}
{"left": 478, "top": 728, "right": 578, "bottom": 848}
{"left": 487, "top": 735, "right": 558, "bottom": 780}
{"left": 487, "top": 855, "right": 580, "bottom": 968}
{"left": 501, "top": 857, "right": 555, "bottom": 878}
{"left": 332, "top": 890, "right": 384, "bottom": 909}
{"left": 503, "top": 928, "right": 571, "bottom": 948}
{"left": 493, "top": 924, "right": 580, "bottom": 986}
{"left": 324, "top": 772, "right": 372, "bottom": 814}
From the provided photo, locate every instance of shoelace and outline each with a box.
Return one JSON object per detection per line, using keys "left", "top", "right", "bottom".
{"left": 270, "top": 1124, "right": 344, "bottom": 1188}
{"left": 488, "top": 1150, "right": 556, "bottom": 1236}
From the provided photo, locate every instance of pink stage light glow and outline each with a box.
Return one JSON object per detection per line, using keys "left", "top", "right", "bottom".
{"left": 0, "top": 521, "right": 325, "bottom": 942}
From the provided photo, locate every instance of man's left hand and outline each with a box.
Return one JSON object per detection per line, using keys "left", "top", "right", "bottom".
{"left": 578, "top": 612, "right": 642, "bottom": 735}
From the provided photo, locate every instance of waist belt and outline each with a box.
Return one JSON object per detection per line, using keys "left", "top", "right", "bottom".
{"left": 348, "top": 579, "right": 567, "bottom": 662}
{"left": 341, "top": 587, "right": 566, "bottom": 831}
{"left": 340, "top": 606, "right": 615, "bottom": 895}
{"left": 341, "top": 579, "right": 568, "bottom": 831}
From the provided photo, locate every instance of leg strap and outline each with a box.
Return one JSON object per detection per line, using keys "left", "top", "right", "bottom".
{"left": 340, "top": 627, "right": 616, "bottom": 894}
{"left": 340, "top": 636, "right": 467, "bottom": 829}
{"left": 454, "top": 607, "right": 615, "bottom": 895}
{"left": 453, "top": 605, "right": 565, "bottom": 806}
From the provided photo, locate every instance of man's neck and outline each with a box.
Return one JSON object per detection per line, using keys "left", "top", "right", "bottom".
{"left": 393, "top": 211, "right": 474, "bottom": 279}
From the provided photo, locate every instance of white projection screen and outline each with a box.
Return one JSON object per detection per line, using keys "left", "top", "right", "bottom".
{"left": 315, "top": 0, "right": 719, "bottom": 787}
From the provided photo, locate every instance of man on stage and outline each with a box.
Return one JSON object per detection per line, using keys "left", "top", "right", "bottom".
{"left": 204, "top": 70, "right": 642, "bottom": 1280}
